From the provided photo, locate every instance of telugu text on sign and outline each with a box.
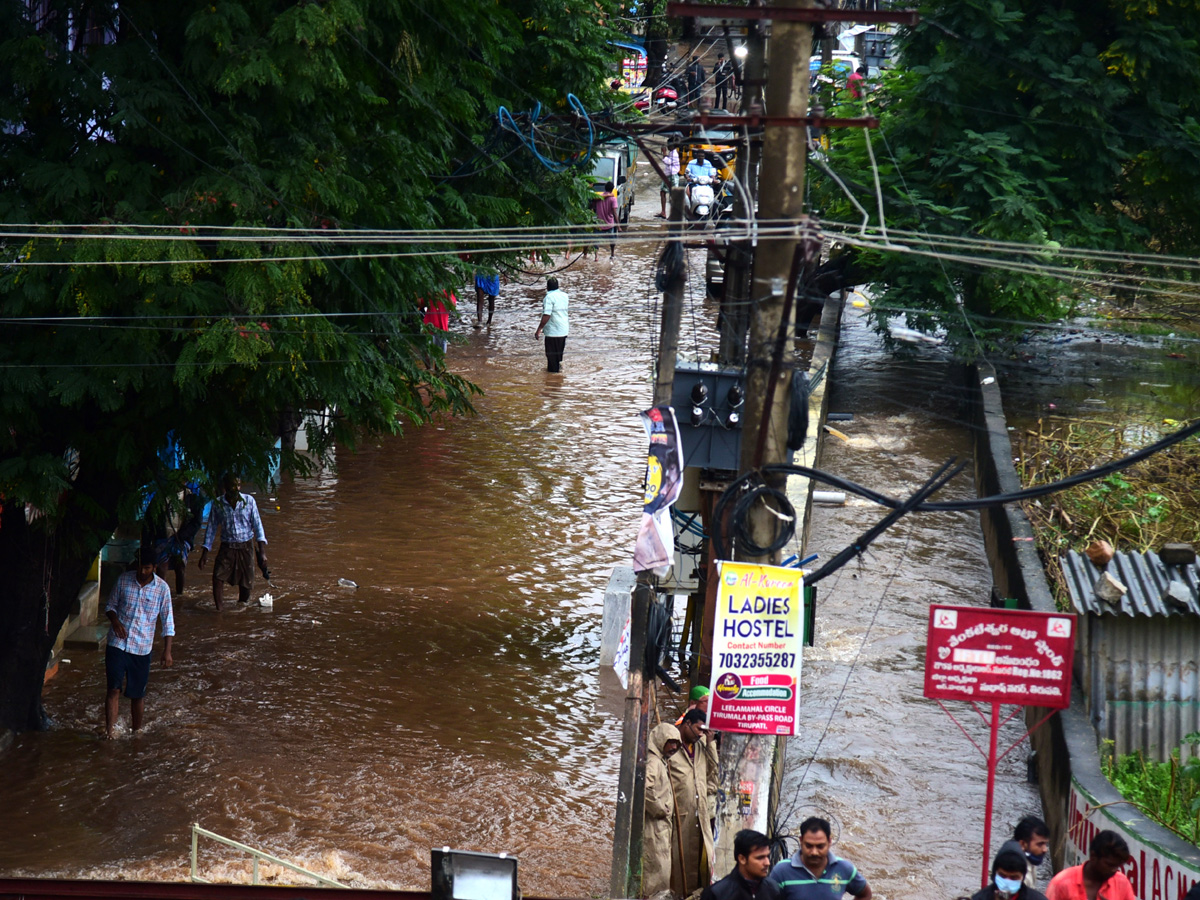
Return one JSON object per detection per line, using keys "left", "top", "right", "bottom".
{"left": 923, "top": 604, "right": 1076, "bottom": 709}
{"left": 708, "top": 562, "right": 804, "bottom": 735}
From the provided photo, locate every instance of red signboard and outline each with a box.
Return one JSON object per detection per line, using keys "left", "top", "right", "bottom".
{"left": 923, "top": 605, "right": 1076, "bottom": 709}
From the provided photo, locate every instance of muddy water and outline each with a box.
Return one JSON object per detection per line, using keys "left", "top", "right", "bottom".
{"left": 988, "top": 328, "right": 1200, "bottom": 428}
{"left": 778, "top": 306, "right": 1043, "bottom": 898}
{"left": 1, "top": 196, "right": 1078, "bottom": 897}
{"left": 0, "top": 187, "right": 719, "bottom": 894}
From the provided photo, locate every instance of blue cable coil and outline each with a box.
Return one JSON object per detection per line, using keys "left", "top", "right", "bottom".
{"left": 497, "top": 93, "right": 594, "bottom": 172}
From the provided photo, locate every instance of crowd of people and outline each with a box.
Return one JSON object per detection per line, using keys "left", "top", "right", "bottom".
{"left": 642, "top": 751, "right": 1094, "bottom": 900}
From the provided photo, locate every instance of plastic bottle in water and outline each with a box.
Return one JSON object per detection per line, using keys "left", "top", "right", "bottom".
{"left": 337, "top": 578, "right": 357, "bottom": 589}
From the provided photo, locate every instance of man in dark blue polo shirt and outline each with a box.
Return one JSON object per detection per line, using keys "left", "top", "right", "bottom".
{"left": 770, "top": 817, "right": 872, "bottom": 900}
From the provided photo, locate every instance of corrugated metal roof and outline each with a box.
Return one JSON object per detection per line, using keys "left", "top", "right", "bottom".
{"left": 1061, "top": 549, "right": 1200, "bottom": 616}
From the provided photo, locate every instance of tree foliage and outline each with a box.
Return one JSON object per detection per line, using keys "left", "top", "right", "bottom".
{"left": 810, "top": 0, "right": 1200, "bottom": 351}
{"left": 0, "top": 0, "right": 623, "bottom": 733}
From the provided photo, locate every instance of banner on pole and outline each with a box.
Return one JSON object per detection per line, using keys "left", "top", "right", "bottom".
{"left": 633, "top": 406, "right": 684, "bottom": 576}
{"left": 708, "top": 561, "right": 804, "bottom": 735}
{"left": 923, "top": 604, "right": 1076, "bottom": 709}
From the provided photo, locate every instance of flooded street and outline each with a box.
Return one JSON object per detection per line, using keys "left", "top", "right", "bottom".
{"left": 984, "top": 328, "right": 1200, "bottom": 429}
{"left": 0, "top": 187, "right": 697, "bottom": 895}
{"left": 988, "top": 327, "right": 1200, "bottom": 428}
{"left": 779, "top": 307, "right": 1043, "bottom": 898}
{"left": 4, "top": 186, "right": 1183, "bottom": 899}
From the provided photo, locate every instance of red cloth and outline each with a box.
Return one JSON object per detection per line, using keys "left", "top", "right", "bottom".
{"left": 847, "top": 71, "right": 865, "bottom": 99}
{"left": 1046, "top": 866, "right": 1136, "bottom": 900}
{"left": 422, "top": 290, "right": 456, "bottom": 331}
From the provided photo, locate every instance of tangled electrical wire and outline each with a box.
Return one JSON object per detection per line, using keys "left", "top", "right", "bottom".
{"left": 710, "top": 415, "right": 1200, "bottom": 584}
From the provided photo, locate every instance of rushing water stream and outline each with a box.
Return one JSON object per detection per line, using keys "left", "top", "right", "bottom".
{"left": 777, "top": 306, "right": 1043, "bottom": 899}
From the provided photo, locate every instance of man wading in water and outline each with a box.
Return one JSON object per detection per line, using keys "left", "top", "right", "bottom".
{"left": 199, "top": 473, "right": 269, "bottom": 609}
{"left": 104, "top": 547, "right": 175, "bottom": 738}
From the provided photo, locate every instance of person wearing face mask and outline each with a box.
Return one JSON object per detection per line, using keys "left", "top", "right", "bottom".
{"left": 972, "top": 849, "right": 1047, "bottom": 900}
{"left": 1000, "top": 815, "right": 1051, "bottom": 889}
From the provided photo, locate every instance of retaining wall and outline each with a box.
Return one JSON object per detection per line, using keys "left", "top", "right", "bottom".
{"left": 968, "top": 360, "right": 1200, "bottom": 897}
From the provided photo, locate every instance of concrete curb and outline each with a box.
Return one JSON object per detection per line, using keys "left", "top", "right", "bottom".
{"left": 968, "top": 360, "right": 1200, "bottom": 883}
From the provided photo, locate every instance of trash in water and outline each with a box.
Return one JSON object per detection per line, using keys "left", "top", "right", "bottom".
{"left": 259, "top": 593, "right": 275, "bottom": 608}
{"left": 338, "top": 578, "right": 357, "bottom": 589}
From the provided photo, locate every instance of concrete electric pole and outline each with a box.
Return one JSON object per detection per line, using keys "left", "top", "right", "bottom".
{"left": 713, "top": 0, "right": 812, "bottom": 876}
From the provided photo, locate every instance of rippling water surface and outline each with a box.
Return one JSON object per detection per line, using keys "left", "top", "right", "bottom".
{"left": 7, "top": 195, "right": 1156, "bottom": 899}
{"left": 0, "top": 188, "right": 703, "bottom": 895}
{"left": 779, "top": 307, "right": 1043, "bottom": 898}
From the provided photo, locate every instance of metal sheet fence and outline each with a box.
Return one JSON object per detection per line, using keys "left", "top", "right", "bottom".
{"left": 1083, "top": 615, "right": 1200, "bottom": 763}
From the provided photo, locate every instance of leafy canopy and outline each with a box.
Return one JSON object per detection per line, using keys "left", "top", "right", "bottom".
{"left": 809, "top": 0, "right": 1200, "bottom": 352}
{"left": 0, "top": 0, "right": 623, "bottom": 534}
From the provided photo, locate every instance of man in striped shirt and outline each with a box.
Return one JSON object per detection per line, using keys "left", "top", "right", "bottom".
{"left": 104, "top": 549, "right": 175, "bottom": 739}
{"left": 199, "top": 473, "right": 269, "bottom": 609}
{"left": 771, "top": 817, "right": 872, "bottom": 900}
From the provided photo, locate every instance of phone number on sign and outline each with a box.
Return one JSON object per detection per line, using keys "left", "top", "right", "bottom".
{"left": 717, "top": 651, "right": 796, "bottom": 669}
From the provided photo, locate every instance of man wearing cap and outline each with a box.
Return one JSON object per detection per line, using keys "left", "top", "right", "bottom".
{"left": 103, "top": 548, "right": 175, "bottom": 739}
{"left": 677, "top": 684, "right": 711, "bottom": 723}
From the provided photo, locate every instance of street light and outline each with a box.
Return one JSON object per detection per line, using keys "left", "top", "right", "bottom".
{"left": 431, "top": 848, "right": 519, "bottom": 900}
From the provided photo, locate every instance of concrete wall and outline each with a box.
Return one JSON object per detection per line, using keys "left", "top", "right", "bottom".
{"left": 967, "top": 360, "right": 1200, "bottom": 893}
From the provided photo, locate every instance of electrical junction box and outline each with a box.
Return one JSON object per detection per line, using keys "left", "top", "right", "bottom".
{"left": 670, "top": 361, "right": 746, "bottom": 472}
{"left": 854, "top": 31, "right": 893, "bottom": 72}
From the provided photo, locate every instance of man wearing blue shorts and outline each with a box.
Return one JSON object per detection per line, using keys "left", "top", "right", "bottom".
{"left": 104, "top": 548, "right": 175, "bottom": 739}
{"left": 771, "top": 817, "right": 872, "bottom": 900}
{"left": 474, "top": 270, "right": 501, "bottom": 327}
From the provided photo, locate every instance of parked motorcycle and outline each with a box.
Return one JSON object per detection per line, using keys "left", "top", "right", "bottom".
{"left": 653, "top": 82, "right": 679, "bottom": 111}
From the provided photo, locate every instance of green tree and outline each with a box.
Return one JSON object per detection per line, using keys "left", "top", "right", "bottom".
{"left": 810, "top": 0, "right": 1200, "bottom": 351}
{"left": 0, "top": 0, "right": 622, "bottom": 734}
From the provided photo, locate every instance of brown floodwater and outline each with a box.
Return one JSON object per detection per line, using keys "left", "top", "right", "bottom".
{"left": 0, "top": 190, "right": 694, "bottom": 895}
{"left": 777, "top": 305, "right": 1043, "bottom": 898}
{"left": 2, "top": 190, "right": 1050, "bottom": 900}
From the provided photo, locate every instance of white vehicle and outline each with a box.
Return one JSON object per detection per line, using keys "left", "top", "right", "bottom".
{"left": 686, "top": 176, "right": 716, "bottom": 219}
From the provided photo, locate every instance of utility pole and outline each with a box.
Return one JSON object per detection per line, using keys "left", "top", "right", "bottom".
{"left": 713, "top": 0, "right": 812, "bottom": 875}
{"left": 610, "top": 188, "right": 686, "bottom": 900}
{"left": 717, "top": 15, "right": 766, "bottom": 366}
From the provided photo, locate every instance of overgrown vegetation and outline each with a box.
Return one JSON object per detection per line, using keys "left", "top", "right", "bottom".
{"left": 1015, "top": 420, "right": 1200, "bottom": 608}
{"left": 808, "top": 0, "right": 1200, "bottom": 353}
{"left": 1102, "top": 735, "right": 1200, "bottom": 847}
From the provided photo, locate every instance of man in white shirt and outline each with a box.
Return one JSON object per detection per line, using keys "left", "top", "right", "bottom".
{"left": 534, "top": 276, "right": 570, "bottom": 373}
